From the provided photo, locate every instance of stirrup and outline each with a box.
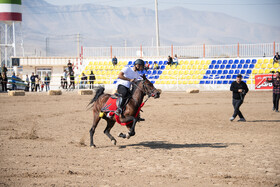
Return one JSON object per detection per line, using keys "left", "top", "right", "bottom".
{"left": 115, "top": 108, "right": 122, "bottom": 116}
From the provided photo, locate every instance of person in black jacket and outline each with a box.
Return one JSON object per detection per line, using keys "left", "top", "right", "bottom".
{"left": 89, "top": 71, "right": 96, "bottom": 89}
{"left": 30, "top": 72, "right": 36, "bottom": 92}
{"left": 230, "top": 74, "right": 249, "bottom": 122}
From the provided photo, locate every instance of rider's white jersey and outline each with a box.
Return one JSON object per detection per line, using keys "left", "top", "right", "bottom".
{"left": 117, "top": 66, "right": 140, "bottom": 88}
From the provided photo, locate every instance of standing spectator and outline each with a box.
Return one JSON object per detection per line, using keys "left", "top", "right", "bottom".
{"left": 63, "top": 69, "right": 68, "bottom": 89}
{"left": 266, "top": 71, "right": 280, "bottom": 112}
{"left": 167, "top": 55, "right": 173, "bottom": 66}
{"left": 230, "top": 74, "right": 249, "bottom": 122}
{"left": 80, "top": 73, "right": 87, "bottom": 89}
{"left": 69, "top": 71, "right": 75, "bottom": 90}
{"left": 30, "top": 72, "right": 36, "bottom": 92}
{"left": 1, "top": 72, "right": 7, "bottom": 92}
{"left": 40, "top": 78, "right": 44, "bottom": 92}
{"left": 25, "top": 74, "right": 30, "bottom": 92}
{"left": 273, "top": 52, "right": 280, "bottom": 64}
{"left": 44, "top": 74, "right": 50, "bottom": 92}
{"left": 144, "top": 61, "right": 149, "bottom": 70}
{"left": 0, "top": 73, "right": 2, "bottom": 92}
{"left": 35, "top": 75, "right": 40, "bottom": 92}
{"left": 2, "top": 64, "right": 8, "bottom": 77}
{"left": 89, "top": 71, "right": 96, "bottom": 89}
{"left": 173, "top": 54, "right": 179, "bottom": 67}
{"left": 11, "top": 72, "right": 17, "bottom": 90}
{"left": 67, "top": 60, "right": 73, "bottom": 73}
{"left": 112, "top": 56, "right": 118, "bottom": 66}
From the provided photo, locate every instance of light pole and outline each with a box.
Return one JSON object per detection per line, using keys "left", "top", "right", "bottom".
{"left": 155, "top": 0, "right": 160, "bottom": 56}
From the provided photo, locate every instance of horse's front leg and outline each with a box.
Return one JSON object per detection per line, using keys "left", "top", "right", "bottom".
{"left": 118, "top": 117, "right": 137, "bottom": 139}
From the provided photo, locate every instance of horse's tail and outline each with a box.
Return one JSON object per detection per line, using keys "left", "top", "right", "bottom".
{"left": 87, "top": 86, "right": 105, "bottom": 109}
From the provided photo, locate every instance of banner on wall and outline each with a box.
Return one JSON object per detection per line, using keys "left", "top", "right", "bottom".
{"left": 255, "top": 74, "right": 275, "bottom": 89}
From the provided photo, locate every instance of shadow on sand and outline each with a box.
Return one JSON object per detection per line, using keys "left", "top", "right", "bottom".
{"left": 119, "top": 141, "right": 241, "bottom": 150}
{"left": 247, "top": 120, "right": 280, "bottom": 123}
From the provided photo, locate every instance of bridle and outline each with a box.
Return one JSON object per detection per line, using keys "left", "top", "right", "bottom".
{"left": 132, "top": 79, "right": 157, "bottom": 99}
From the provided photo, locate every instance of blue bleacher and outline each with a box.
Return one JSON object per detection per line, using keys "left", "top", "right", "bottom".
{"left": 220, "top": 75, "right": 225, "bottom": 79}
{"left": 217, "top": 60, "right": 222, "bottom": 64}
{"left": 217, "top": 70, "right": 222, "bottom": 74}
{"left": 235, "top": 70, "right": 240, "bottom": 74}
{"left": 249, "top": 64, "right": 254, "bottom": 69}
{"left": 220, "top": 65, "right": 225, "bottom": 69}
{"left": 214, "top": 65, "right": 219, "bottom": 69}
{"left": 246, "top": 69, "right": 252, "bottom": 74}
{"left": 113, "top": 80, "right": 117, "bottom": 84}
{"left": 149, "top": 61, "right": 153, "bottom": 65}
{"left": 158, "top": 61, "right": 163, "bottom": 65}
{"left": 226, "top": 65, "right": 231, "bottom": 69}
{"left": 229, "top": 70, "right": 234, "bottom": 74}
{"left": 226, "top": 75, "right": 231, "bottom": 79}
{"left": 240, "top": 70, "right": 246, "bottom": 74}
{"left": 149, "top": 75, "right": 154, "bottom": 79}
{"left": 246, "top": 59, "right": 251, "bottom": 64}
{"left": 211, "top": 70, "right": 217, "bottom": 74}
{"left": 231, "top": 65, "right": 237, "bottom": 69}
{"left": 128, "top": 61, "right": 133, "bottom": 65}
{"left": 223, "top": 60, "right": 228, "bottom": 64}
{"left": 151, "top": 81, "right": 155, "bottom": 84}
{"left": 158, "top": 70, "right": 162, "bottom": 75}
{"left": 164, "top": 61, "right": 168, "bottom": 65}
{"left": 240, "top": 59, "right": 245, "bottom": 64}
{"left": 237, "top": 64, "right": 242, "bottom": 69}
{"left": 160, "top": 65, "right": 165, "bottom": 70}
{"left": 200, "top": 80, "right": 205, "bottom": 84}
{"left": 229, "top": 80, "right": 234, "bottom": 84}
{"left": 147, "top": 70, "right": 152, "bottom": 75}
{"left": 152, "top": 70, "right": 157, "bottom": 75}
{"left": 234, "top": 59, "right": 239, "bottom": 64}
{"left": 206, "top": 70, "right": 211, "bottom": 75}
{"left": 228, "top": 60, "right": 233, "bottom": 64}
{"left": 203, "top": 75, "right": 208, "bottom": 79}
{"left": 244, "top": 75, "right": 250, "bottom": 79}
{"left": 154, "top": 75, "right": 159, "bottom": 79}
{"left": 209, "top": 65, "right": 214, "bottom": 69}
{"left": 223, "top": 80, "right": 228, "bottom": 84}
{"left": 243, "top": 64, "right": 248, "bottom": 69}
{"left": 211, "top": 60, "right": 216, "bottom": 65}
{"left": 252, "top": 59, "right": 257, "bottom": 64}
{"left": 232, "top": 75, "right": 237, "bottom": 79}
{"left": 217, "top": 80, "right": 222, "bottom": 84}
{"left": 223, "top": 70, "right": 228, "bottom": 74}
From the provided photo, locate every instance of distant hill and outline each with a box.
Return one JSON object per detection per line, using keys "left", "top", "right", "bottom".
{"left": 20, "top": 0, "right": 280, "bottom": 56}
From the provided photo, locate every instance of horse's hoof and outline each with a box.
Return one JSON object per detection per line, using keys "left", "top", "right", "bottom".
{"left": 129, "top": 131, "right": 135, "bottom": 136}
{"left": 90, "top": 144, "right": 96, "bottom": 148}
{"left": 126, "top": 133, "right": 131, "bottom": 139}
{"left": 118, "top": 133, "right": 123, "bottom": 137}
{"left": 111, "top": 139, "right": 117, "bottom": 145}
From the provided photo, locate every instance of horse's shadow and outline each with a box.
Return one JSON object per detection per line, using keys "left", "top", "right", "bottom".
{"left": 247, "top": 120, "right": 280, "bottom": 123}
{"left": 119, "top": 141, "right": 241, "bottom": 150}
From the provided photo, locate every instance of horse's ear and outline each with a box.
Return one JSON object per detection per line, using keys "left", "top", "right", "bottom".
{"left": 141, "top": 74, "right": 147, "bottom": 80}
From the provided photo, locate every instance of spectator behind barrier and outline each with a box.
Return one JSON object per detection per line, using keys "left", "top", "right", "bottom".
{"left": 173, "top": 54, "right": 179, "bottom": 67}
{"left": 167, "top": 55, "right": 173, "bottom": 66}
{"left": 112, "top": 56, "right": 118, "bottom": 66}
{"left": 273, "top": 52, "right": 280, "bottom": 64}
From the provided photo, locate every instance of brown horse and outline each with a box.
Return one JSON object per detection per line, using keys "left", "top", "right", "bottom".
{"left": 87, "top": 75, "right": 160, "bottom": 147}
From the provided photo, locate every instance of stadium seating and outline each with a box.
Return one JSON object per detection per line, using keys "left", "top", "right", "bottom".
{"left": 78, "top": 58, "right": 279, "bottom": 86}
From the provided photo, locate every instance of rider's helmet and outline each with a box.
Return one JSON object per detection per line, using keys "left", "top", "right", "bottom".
{"left": 134, "top": 59, "right": 145, "bottom": 66}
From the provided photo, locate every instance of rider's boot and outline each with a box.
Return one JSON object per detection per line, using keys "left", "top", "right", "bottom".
{"left": 115, "top": 97, "right": 123, "bottom": 116}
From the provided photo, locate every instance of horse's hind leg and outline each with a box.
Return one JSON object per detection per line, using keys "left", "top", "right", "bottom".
{"left": 104, "top": 119, "right": 117, "bottom": 145}
{"left": 118, "top": 117, "right": 137, "bottom": 139}
{"left": 89, "top": 113, "right": 101, "bottom": 147}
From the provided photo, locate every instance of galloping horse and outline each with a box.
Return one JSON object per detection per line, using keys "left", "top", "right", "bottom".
{"left": 87, "top": 75, "right": 160, "bottom": 147}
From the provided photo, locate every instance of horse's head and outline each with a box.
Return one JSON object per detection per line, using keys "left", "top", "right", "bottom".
{"left": 139, "top": 74, "right": 161, "bottom": 99}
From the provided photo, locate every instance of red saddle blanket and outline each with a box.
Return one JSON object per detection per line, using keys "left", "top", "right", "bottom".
{"left": 101, "top": 97, "right": 145, "bottom": 126}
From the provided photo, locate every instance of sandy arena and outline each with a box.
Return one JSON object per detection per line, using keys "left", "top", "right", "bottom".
{"left": 0, "top": 91, "right": 279, "bottom": 186}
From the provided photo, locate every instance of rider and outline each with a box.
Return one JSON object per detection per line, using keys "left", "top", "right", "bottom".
{"left": 116, "top": 59, "right": 145, "bottom": 116}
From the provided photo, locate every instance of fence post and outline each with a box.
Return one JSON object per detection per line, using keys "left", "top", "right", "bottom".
{"left": 203, "top": 43, "right": 205, "bottom": 58}
{"left": 110, "top": 45, "right": 112, "bottom": 59}
{"left": 273, "top": 41, "right": 275, "bottom": 56}
{"left": 237, "top": 42, "right": 239, "bottom": 58}
{"left": 140, "top": 45, "right": 142, "bottom": 58}
{"left": 171, "top": 44, "right": 173, "bottom": 58}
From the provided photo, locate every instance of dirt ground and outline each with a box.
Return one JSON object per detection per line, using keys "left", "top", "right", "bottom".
{"left": 0, "top": 90, "right": 279, "bottom": 187}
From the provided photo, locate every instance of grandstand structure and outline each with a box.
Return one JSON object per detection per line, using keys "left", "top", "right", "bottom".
{"left": 78, "top": 57, "right": 280, "bottom": 91}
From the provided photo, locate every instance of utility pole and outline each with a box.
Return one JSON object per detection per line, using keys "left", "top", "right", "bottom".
{"left": 45, "top": 37, "right": 49, "bottom": 57}
{"left": 155, "top": 0, "right": 160, "bottom": 56}
{"left": 77, "top": 33, "right": 80, "bottom": 57}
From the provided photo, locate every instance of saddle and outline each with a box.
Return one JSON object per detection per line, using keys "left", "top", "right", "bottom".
{"left": 100, "top": 93, "right": 145, "bottom": 126}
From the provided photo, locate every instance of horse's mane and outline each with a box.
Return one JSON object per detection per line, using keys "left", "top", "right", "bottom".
{"left": 131, "top": 80, "right": 142, "bottom": 95}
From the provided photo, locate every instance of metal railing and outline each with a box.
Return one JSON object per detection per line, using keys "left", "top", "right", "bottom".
{"left": 83, "top": 42, "right": 279, "bottom": 59}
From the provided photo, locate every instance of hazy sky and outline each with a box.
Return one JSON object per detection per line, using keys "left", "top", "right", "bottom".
{"left": 44, "top": 0, "right": 280, "bottom": 27}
